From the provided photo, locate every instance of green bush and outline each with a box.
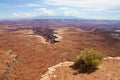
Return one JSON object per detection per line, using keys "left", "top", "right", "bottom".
{"left": 71, "top": 48, "right": 104, "bottom": 73}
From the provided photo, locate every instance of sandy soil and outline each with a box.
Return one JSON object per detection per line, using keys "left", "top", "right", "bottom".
{"left": 54, "top": 28, "right": 63, "bottom": 42}
{"left": 12, "top": 29, "right": 48, "bottom": 44}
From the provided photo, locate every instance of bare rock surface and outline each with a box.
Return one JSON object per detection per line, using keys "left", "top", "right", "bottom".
{"left": 41, "top": 57, "right": 120, "bottom": 80}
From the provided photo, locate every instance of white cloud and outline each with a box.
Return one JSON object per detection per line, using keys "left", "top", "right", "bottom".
{"left": 23, "top": 0, "right": 120, "bottom": 11}
{"left": 34, "top": 8, "right": 56, "bottom": 16}
{"left": 15, "top": 0, "right": 120, "bottom": 20}
{"left": 12, "top": 7, "right": 79, "bottom": 18}
{"left": 34, "top": 7, "right": 80, "bottom": 17}
{"left": 13, "top": 12, "right": 39, "bottom": 18}
{"left": 58, "top": 7, "right": 79, "bottom": 17}
{"left": 40, "top": 0, "right": 120, "bottom": 11}
{"left": 13, "top": 8, "right": 57, "bottom": 18}
{"left": 26, "top": 3, "right": 41, "bottom": 7}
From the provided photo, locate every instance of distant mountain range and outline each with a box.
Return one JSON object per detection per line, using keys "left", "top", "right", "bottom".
{"left": 1, "top": 16, "right": 120, "bottom": 22}
{"left": 32, "top": 16, "right": 79, "bottom": 19}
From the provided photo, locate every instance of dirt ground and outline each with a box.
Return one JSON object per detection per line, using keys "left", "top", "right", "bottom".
{"left": 0, "top": 27, "right": 120, "bottom": 80}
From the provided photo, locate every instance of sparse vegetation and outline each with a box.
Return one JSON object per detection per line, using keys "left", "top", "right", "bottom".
{"left": 71, "top": 48, "right": 104, "bottom": 73}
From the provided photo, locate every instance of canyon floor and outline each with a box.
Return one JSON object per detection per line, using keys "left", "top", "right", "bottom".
{"left": 0, "top": 27, "right": 120, "bottom": 80}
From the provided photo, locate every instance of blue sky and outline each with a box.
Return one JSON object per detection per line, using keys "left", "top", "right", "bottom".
{"left": 0, "top": 0, "right": 120, "bottom": 20}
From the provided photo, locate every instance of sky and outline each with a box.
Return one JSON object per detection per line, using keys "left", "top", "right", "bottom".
{"left": 0, "top": 0, "right": 120, "bottom": 20}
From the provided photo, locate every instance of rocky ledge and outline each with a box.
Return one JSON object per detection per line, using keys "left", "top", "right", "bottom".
{"left": 40, "top": 57, "right": 120, "bottom": 80}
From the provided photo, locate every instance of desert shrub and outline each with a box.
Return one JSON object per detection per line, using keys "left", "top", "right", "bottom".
{"left": 71, "top": 48, "right": 104, "bottom": 73}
